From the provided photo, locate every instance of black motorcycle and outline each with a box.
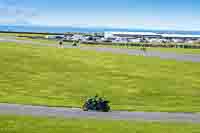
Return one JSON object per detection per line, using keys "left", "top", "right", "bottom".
{"left": 82, "top": 96, "right": 110, "bottom": 112}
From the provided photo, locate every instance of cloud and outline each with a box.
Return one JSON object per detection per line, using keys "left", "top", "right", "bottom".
{"left": 0, "top": 0, "right": 38, "bottom": 25}
{"left": 1, "top": 0, "right": 16, "bottom": 5}
{"left": 0, "top": 17, "right": 30, "bottom": 25}
{"left": 0, "top": 7, "right": 37, "bottom": 18}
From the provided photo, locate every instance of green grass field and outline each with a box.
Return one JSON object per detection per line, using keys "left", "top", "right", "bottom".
{"left": 0, "top": 42, "right": 200, "bottom": 112}
{"left": 82, "top": 44, "right": 200, "bottom": 54}
{"left": 0, "top": 33, "right": 48, "bottom": 37}
{"left": 15, "top": 37, "right": 200, "bottom": 54}
{"left": 16, "top": 37, "right": 59, "bottom": 44}
{"left": 16, "top": 37, "right": 74, "bottom": 46}
{"left": 0, "top": 115, "right": 200, "bottom": 133}
{"left": 1, "top": 32, "right": 200, "bottom": 54}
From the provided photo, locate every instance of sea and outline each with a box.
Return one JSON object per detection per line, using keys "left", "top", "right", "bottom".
{"left": 1, "top": 25, "right": 200, "bottom": 35}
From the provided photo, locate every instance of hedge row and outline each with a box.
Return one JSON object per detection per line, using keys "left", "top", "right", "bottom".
{"left": 82, "top": 41, "right": 200, "bottom": 49}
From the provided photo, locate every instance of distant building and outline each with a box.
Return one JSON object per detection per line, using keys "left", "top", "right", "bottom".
{"left": 112, "top": 37, "right": 128, "bottom": 43}
{"left": 128, "top": 38, "right": 142, "bottom": 43}
{"left": 186, "top": 40, "right": 195, "bottom": 44}
{"left": 104, "top": 32, "right": 161, "bottom": 39}
{"left": 171, "top": 38, "right": 185, "bottom": 43}
{"left": 148, "top": 38, "right": 161, "bottom": 43}
{"left": 147, "top": 38, "right": 170, "bottom": 43}
{"left": 45, "top": 35, "right": 64, "bottom": 39}
{"left": 71, "top": 35, "right": 84, "bottom": 41}
{"left": 104, "top": 32, "right": 200, "bottom": 40}
{"left": 161, "top": 34, "right": 200, "bottom": 39}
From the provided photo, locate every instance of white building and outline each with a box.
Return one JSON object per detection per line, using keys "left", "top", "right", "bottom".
{"left": 45, "top": 35, "right": 65, "bottom": 39}
{"left": 161, "top": 34, "right": 200, "bottom": 39}
{"left": 112, "top": 37, "right": 128, "bottom": 43}
{"left": 71, "top": 35, "right": 84, "bottom": 41}
{"left": 104, "top": 32, "right": 200, "bottom": 39}
{"left": 104, "top": 32, "right": 161, "bottom": 39}
{"left": 147, "top": 38, "right": 170, "bottom": 43}
{"left": 171, "top": 38, "right": 185, "bottom": 43}
{"left": 148, "top": 38, "right": 162, "bottom": 43}
{"left": 128, "top": 38, "right": 142, "bottom": 43}
{"left": 186, "top": 40, "right": 195, "bottom": 44}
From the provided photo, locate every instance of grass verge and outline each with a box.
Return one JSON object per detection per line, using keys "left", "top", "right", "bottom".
{"left": 0, "top": 42, "right": 200, "bottom": 112}
{"left": 81, "top": 44, "right": 200, "bottom": 54}
{"left": 0, "top": 115, "right": 200, "bottom": 133}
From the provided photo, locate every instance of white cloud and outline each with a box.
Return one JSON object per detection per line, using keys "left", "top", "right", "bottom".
{"left": 0, "top": 0, "right": 38, "bottom": 25}
{"left": 0, "top": 0, "right": 200, "bottom": 31}
{"left": 30, "top": 11, "right": 200, "bottom": 31}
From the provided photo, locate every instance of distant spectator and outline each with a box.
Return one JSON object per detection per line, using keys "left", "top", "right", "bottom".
{"left": 72, "top": 41, "right": 77, "bottom": 46}
{"left": 59, "top": 40, "right": 63, "bottom": 48}
{"left": 72, "top": 40, "right": 80, "bottom": 47}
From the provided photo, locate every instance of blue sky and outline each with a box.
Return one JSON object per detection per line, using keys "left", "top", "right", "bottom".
{"left": 1, "top": 0, "right": 200, "bottom": 30}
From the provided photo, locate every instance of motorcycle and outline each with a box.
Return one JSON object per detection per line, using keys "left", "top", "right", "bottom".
{"left": 82, "top": 95, "right": 110, "bottom": 112}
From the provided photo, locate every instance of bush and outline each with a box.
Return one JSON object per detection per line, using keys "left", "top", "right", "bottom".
{"left": 82, "top": 95, "right": 110, "bottom": 112}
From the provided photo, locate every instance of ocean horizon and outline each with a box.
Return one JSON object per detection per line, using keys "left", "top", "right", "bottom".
{"left": 1, "top": 25, "right": 200, "bottom": 35}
